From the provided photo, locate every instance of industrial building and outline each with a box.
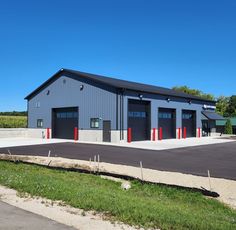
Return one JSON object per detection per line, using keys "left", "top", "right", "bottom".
{"left": 25, "top": 68, "right": 223, "bottom": 142}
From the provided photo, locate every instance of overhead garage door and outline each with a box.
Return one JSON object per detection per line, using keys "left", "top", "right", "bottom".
{"left": 182, "top": 110, "right": 196, "bottom": 138}
{"left": 158, "top": 108, "right": 176, "bottom": 139}
{"left": 52, "top": 107, "right": 78, "bottom": 139}
{"left": 128, "top": 99, "right": 150, "bottom": 141}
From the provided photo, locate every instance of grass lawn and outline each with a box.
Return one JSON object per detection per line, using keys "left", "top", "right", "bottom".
{"left": 0, "top": 116, "right": 27, "bottom": 128}
{"left": 0, "top": 160, "right": 235, "bottom": 230}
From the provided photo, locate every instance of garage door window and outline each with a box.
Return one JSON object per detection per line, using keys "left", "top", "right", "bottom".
{"left": 90, "top": 118, "right": 99, "bottom": 128}
{"left": 182, "top": 113, "right": 193, "bottom": 119}
{"left": 37, "top": 119, "right": 43, "bottom": 128}
{"left": 56, "top": 112, "right": 78, "bottom": 119}
{"left": 128, "top": 111, "right": 146, "bottom": 118}
{"left": 158, "top": 112, "right": 173, "bottom": 119}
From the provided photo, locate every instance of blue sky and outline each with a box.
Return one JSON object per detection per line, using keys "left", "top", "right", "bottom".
{"left": 0, "top": 0, "right": 235, "bottom": 111}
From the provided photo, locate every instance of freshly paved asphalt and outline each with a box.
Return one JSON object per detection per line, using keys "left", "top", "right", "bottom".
{"left": 0, "top": 201, "right": 75, "bottom": 230}
{"left": 0, "top": 141, "right": 236, "bottom": 180}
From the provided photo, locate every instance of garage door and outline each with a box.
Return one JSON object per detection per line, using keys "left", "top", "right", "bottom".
{"left": 128, "top": 99, "right": 150, "bottom": 141}
{"left": 182, "top": 110, "right": 196, "bottom": 138}
{"left": 158, "top": 108, "right": 176, "bottom": 139}
{"left": 52, "top": 107, "right": 78, "bottom": 139}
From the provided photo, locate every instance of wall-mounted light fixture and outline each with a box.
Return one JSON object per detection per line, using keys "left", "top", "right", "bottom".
{"left": 166, "top": 97, "right": 171, "bottom": 102}
{"left": 46, "top": 90, "right": 50, "bottom": 95}
{"left": 80, "top": 85, "right": 84, "bottom": 91}
{"left": 188, "top": 100, "right": 192, "bottom": 104}
{"left": 138, "top": 94, "right": 143, "bottom": 100}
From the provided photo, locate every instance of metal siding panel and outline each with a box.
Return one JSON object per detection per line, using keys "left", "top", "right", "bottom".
{"left": 123, "top": 91, "right": 206, "bottom": 130}
{"left": 28, "top": 76, "right": 117, "bottom": 130}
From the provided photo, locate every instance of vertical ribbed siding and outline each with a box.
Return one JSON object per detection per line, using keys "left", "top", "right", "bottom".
{"left": 28, "top": 75, "right": 117, "bottom": 130}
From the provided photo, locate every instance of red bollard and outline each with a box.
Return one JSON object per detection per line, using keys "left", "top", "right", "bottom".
{"left": 152, "top": 128, "right": 156, "bottom": 141}
{"left": 128, "top": 128, "right": 132, "bottom": 143}
{"left": 46, "top": 128, "right": 50, "bottom": 139}
{"left": 178, "top": 128, "right": 181, "bottom": 139}
{"left": 159, "top": 127, "right": 163, "bottom": 140}
{"left": 74, "top": 127, "right": 78, "bottom": 141}
{"left": 183, "top": 127, "right": 187, "bottom": 139}
{"left": 198, "top": 127, "right": 201, "bottom": 138}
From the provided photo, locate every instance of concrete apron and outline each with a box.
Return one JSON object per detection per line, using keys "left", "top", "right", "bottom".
{"left": 0, "top": 154, "right": 235, "bottom": 210}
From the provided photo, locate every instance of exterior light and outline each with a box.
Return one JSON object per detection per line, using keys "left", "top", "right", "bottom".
{"left": 80, "top": 85, "right": 84, "bottom": 91}
{"left": 139, "top": 94, "right": 143, "bottom": 100}
{"left": 166, "top": 97, "right": 170, "bottom": 102}
{"left": 188, "top": 100, "right": 192, "bottom": 104}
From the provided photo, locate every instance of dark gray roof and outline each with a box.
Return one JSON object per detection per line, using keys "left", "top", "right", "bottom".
{"left": 25, "top": 68, "right": 215, "bottom": 103}
{"left": 202, "top": 111, "right": 225, "bottom": 120}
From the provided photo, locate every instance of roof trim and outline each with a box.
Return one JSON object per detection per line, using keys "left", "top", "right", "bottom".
{"left": 25, "top": 68, "right": 215, "bottom": 103}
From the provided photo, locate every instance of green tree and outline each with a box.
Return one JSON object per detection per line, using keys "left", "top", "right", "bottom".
{"left": 216, "top": 96, "right": 229, "bottom": 116}
{"left": 225, "top": 95, "right": 236, "bottom": 117}
{"left": 224, "top": 119, "right": 233, "bottom": 134}
{"left": 172, "top": 86, "right": 215, "bottom": 101}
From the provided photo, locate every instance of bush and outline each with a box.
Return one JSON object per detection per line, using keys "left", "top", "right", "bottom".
{"left": 224, "top": 119, "right": 233, "bottom": 134}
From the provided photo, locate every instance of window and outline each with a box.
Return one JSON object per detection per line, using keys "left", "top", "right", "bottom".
{"left": 37, "top": 119, "right": 43, "bottom": 128}
{"left": 35, "top": 102, "right": 40, "bottom": 108}
{"left": 128, "top": 111, "right": 146, "bottom": 118}
{"left": 182, "top": 113, "right": 193, "bottom": 119}
{"left": 158, "top": 112, "right": 172, "bottom": 119}
{"left": 90, "top": 118, "right": 99, "bottom": 128}
{"left": 56, "top": 112, "right": 78, "bottom": 119}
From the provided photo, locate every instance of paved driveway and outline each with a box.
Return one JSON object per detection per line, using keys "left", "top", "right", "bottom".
{"left": 0, "top": 201, "right": 74, "bottom": 230}
{"left": 0, "top": 141, "right": 236, "bottom": 180}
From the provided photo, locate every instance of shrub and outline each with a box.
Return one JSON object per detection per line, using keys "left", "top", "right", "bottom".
{"left": 224, "top": 119, "right": 233, "bottom": 134}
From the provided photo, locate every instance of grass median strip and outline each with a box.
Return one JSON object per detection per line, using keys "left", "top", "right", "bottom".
{"left": 0, "top": 160, "right": 235, "bottom": 230}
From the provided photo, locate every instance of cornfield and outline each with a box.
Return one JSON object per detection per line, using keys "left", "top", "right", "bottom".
{"left": 0, "top": 116, "right": 27, "bottom": 128}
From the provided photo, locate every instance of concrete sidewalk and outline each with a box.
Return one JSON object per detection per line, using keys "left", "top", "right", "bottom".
{"left": 0, "top": 137, "right": 72, "bottom": 148}
{"left": 0, "top": 136, "right": 234, "bottom": 150}
{"left": 0, "top": 201, "right": 75, "bottom": 230}
{"left": 0, "top": 186, "right": 136, "bottom": 230}
{"left": 91, "top": 136, "right": 235, "bottom": 150}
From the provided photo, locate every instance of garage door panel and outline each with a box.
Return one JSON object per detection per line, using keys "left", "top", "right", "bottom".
{"left": 128, "top": 100, "right": 150, "bottom": 141}
{"left": 52, "top": 107, "right": 78, "bottom": 139}
{"left": 182, "top": 110, "right": 196, "bottom": 138}
{"left": 158, "top": 108, "right": 176, "bottom": 139}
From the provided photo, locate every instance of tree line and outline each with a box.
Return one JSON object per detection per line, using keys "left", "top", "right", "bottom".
{"left": 0, "top": 111, "right": 27, "bottom": 116}
{"left": 173, "top": 86, "right": 236, "bottom": 117}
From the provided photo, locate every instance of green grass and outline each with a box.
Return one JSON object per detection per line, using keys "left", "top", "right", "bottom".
{"left": 0, "top": 116, "right": 27, "bottom": 128}
{"left": 0, "top": 161, "right": 235, "bottom": 230}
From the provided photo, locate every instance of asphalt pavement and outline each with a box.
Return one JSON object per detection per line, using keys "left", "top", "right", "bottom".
{"left": 0, "top": 141, "right": 236, "bottom": 180}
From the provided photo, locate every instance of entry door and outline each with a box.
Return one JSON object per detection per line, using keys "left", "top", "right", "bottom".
{"left": 103, "top": 120, "right": 111, "bottom": 142}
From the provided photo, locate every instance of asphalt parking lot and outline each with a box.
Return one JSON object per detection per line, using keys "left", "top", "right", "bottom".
{"left": 0, "top": 141, "right": 236, "bottom": 180}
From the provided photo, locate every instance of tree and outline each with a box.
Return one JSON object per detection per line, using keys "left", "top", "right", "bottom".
{"left": 224, "top": 119, "right": 233, "bottom": 134}
{"left": 172, "top": 86, "right": 215, "bottom": 101}
{"left": 216, "top": 96, "right": 229, "bottom": 116}
{"left": 225, "top": 95, "right": 236, "bottom": 117}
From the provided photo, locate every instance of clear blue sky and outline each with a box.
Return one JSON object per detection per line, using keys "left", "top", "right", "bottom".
{"left": 0, "top": 0, "right": 235, "bottom": 111}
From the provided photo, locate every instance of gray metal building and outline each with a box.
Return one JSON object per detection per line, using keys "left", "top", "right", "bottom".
{"left": 25, "top": 68, "right": 221, "bottom": 142}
